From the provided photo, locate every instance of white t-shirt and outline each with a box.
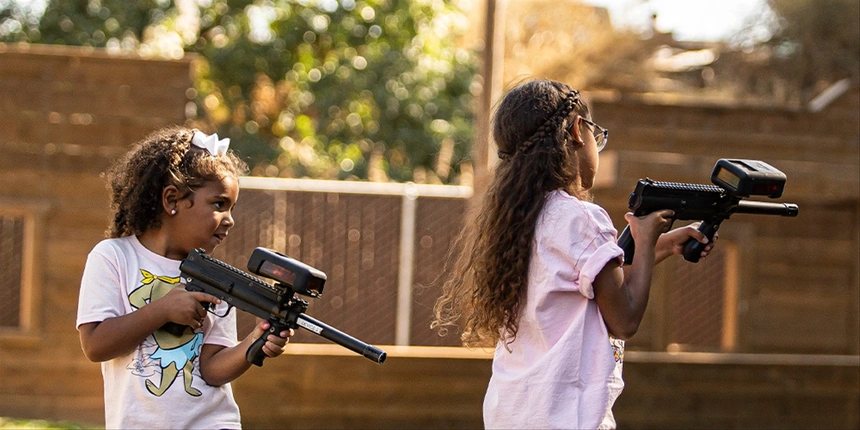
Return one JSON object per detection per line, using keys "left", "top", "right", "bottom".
{"left": 77, "top": 235, "right": 242, "bottom": 429}
{"left": 483, "top": 190, "right": 626, "bottom": 429}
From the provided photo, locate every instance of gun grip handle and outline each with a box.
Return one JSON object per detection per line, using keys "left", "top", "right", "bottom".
{"left": 617, "top": 225, "right": 635, "bottom": 265}
{"left": 682, "top": 221, "right": 719, "bottom": 263}
{"left": 245, "top": 321, "right": 287, "bottom": 367}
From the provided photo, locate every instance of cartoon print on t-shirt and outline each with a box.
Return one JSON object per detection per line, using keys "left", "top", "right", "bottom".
{"left": 610, "top": 337, "right": 625, "bottom": 364}
{"left": 128, "top": 269, "right": 205, "bottom": 397}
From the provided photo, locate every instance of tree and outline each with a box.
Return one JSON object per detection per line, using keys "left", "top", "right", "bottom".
{"left": 727, "top": 0, "right": 860, "bottom": 103}
{"left": 1, "top": 0, "right": 479, "bottom": 184}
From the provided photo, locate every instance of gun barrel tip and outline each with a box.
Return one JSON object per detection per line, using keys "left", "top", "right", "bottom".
{"left": 371, "top": 350, "right": 387, "bottom": 364}
{"left": 362, "top": 345, "right": 387, "bottom": 364}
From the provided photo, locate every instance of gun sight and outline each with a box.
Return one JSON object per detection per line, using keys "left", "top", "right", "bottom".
{"left": 247, "top": 248, "right": 326, "bottom": 298}
{"left": 711, "top": 159, "right": 786, "bottom": 198}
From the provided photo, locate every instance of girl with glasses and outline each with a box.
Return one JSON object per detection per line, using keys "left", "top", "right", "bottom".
{"left": 433, "top": 79, "right": 715, "bottom": 429}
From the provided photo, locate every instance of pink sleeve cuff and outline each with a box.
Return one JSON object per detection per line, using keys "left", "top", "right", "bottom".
{"left": 577, "top": 240, "right": 624, "bottom": 299}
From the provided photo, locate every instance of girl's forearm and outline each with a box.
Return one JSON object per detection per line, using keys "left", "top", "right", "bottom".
{"left": 199, "top": 340, "right": 254, "bottom": 386}
{"left": 654, "top": 239, "right": 675, "bottom": 265}
{"left": 620, "top": 247, "right": 656, "bottom": 330}
{"left": 79, "top": 305, "right": 167, "bottom": 362}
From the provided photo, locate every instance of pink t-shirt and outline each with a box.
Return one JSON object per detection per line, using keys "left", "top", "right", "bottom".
{"left": 483, "top": 190, "right": 626, "bottom": 429}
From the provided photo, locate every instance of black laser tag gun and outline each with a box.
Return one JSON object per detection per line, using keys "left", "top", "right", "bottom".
{"left": 174, "top": 247, "right": 386, "bottom": 366}
{"left": 617, "top": 159, "right": 799, "bottom": 265}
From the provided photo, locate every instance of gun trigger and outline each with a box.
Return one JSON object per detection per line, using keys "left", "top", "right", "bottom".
{"left": 213, "top": 302, "right": 234, "bottom": 318}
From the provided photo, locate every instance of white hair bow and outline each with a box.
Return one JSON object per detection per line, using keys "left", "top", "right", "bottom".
{"left": 191, "top": 130, "right": 230, "bottom": 156}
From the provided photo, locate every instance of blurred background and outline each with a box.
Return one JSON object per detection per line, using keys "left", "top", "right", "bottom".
{"left": 0, "top": 0, "right": 857, "bottom": 428}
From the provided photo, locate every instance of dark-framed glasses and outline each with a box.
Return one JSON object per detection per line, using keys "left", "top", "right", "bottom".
{"left": 568, "top": 117, "right": 609, "bottom": 152}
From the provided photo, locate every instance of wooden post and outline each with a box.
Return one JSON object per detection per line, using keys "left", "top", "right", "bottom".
{"left": 471, "top": 0, "right": 507, "bottom": 202}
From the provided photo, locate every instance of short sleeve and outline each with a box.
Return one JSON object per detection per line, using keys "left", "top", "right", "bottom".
{"left": 77, "top": 244, "right": 126, "bottom": 328}
{"left": 203, "top": 305, "right": 238, "bottom": 347}
{"left": 576, "top": 239, "right": 624, "bottom": 299}
{"left": 574, "top": 203, "right": 624, "bottom": 299}
{"left": 535, "top": 193, "right": 623, "bottom": 299}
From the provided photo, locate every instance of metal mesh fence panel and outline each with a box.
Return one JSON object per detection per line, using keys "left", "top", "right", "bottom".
{"left": 410, "top": 197, "right": 468, "bottom": 346}
{"left": 213, "top": 189, "right": 403, "bottom": 345}
{"left": 180, "top": 179, "right": 735, "bottom": 351}
{"left": 0, "top": 216, "right": 23, "bottom": 328}
{"left": 663, "top": 246, "right": 727, "bottom": 350}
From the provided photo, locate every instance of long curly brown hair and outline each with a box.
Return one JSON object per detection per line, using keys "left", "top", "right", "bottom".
{"left": 432, "top": 79, "right": 591, "bottom": 347}
{"left": 103, "top": 126, "right": 248, "bottom": 238}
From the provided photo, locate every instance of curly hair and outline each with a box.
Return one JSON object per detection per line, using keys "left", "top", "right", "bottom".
{"left": 103, "top": 126, "right": 248, "bottom": 238}
{"left": 432, "top": 79, "right": 591, "bottom": 347}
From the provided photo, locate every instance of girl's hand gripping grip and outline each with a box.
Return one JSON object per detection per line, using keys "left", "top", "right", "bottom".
{"left": 246, "top": 319, "right": 290, "bottom": 366}
{"left": 681, "top": 221, "right": 720, "bottom": 263}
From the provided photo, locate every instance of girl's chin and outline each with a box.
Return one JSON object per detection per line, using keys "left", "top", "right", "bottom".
{"left": 193, "top": 244, "right": 216, "bottom": 255}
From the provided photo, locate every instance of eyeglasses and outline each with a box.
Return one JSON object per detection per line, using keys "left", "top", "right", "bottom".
{"left": 567, "top": 117, "right": 609, "bottom": 153}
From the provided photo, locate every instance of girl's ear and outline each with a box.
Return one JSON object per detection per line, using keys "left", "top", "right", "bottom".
{"left": 161, "top": 185, "right": 180, "bottom": 215}
{"left": 568, "top": 115, "right": 584, "bottom": 147}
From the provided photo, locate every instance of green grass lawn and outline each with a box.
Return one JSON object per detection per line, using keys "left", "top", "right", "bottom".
{"left": 0, "top": 417, "right": 100, "bottom": 429}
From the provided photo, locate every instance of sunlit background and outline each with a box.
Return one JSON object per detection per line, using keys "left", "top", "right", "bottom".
{"left": 583, "top": 0, "right": 773, "bottom": 42}
{"left": 0, "top": 0, "right": 857, "bottom": 428}
{"left": 3, "top": 0, "right": 855, "bottom": 186}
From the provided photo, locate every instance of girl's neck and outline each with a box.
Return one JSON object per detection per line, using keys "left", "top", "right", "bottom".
{"left": 137, "top": 228, "right": 183, "bottom": 260}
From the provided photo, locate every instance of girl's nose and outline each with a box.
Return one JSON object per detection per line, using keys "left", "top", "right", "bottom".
{"left": 223, "top": 212, "right": 235, "bottom": 227}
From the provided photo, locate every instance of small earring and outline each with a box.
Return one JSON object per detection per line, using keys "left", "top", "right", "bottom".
{"left": 170, "top": 209, "right": 176, "bottom": 215}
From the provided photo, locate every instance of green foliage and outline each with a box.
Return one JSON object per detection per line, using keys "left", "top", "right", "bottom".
{"left": 728, "top": 0, "right": 860, "bottom": 102}
{"left": 1, "top": 0, "right": 478, "bottom": 183}
{"left": 763, "top": 0, "right": 859, "bottom": 93}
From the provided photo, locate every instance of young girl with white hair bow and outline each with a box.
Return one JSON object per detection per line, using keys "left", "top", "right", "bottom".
{"left": 76, "top": 126, "right": 293, "bottom": 428}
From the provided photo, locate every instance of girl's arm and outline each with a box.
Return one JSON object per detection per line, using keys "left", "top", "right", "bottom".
{"left": 654, "top": 222, "right": 715, "bottom": 264}
{"left": 592, "top": 210, "right": 674, "bottom": 340}
{"left": 199, "top": 321, "right": 293, "bottom": 386}
{"left": 78, "top": 288, "right": 221, "bottom": 362}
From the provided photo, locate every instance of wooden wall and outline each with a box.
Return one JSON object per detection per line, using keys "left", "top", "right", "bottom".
{"left": 0, "top": 43, "right": 194, "bottom": 424}
{"left": 589, "top": 90, "right": 860, "bottom": 355}
{"left": 614, "top": 352, "right": 859, "bottom": 429}
{"left": 0, "top": 44, "right": 857, "bottom": 428}
{"left": 233, "top": 348, "right": 859, "bottom": 430}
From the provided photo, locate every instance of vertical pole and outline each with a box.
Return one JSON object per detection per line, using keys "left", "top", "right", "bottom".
{"left": 395, "top": 183, "right": 418, "bottom": 345}
{"left": 852, "top": 201, "right": 860, "bottom": 354}
{"left": 19, "top": 215, "right": 35, "bottom": 331}
{"left": 472, "top": 0, "right": 507, "bottom": 200}
{"left": 721, "top": 242, "right": 739, "bottom": 351}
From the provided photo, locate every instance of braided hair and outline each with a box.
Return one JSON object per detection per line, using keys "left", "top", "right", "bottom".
{"left": 433, "top": 79, "right": 591, "bottom": 347}
{"left": 103, "top": 126, "right": 248, "bottom": 238}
